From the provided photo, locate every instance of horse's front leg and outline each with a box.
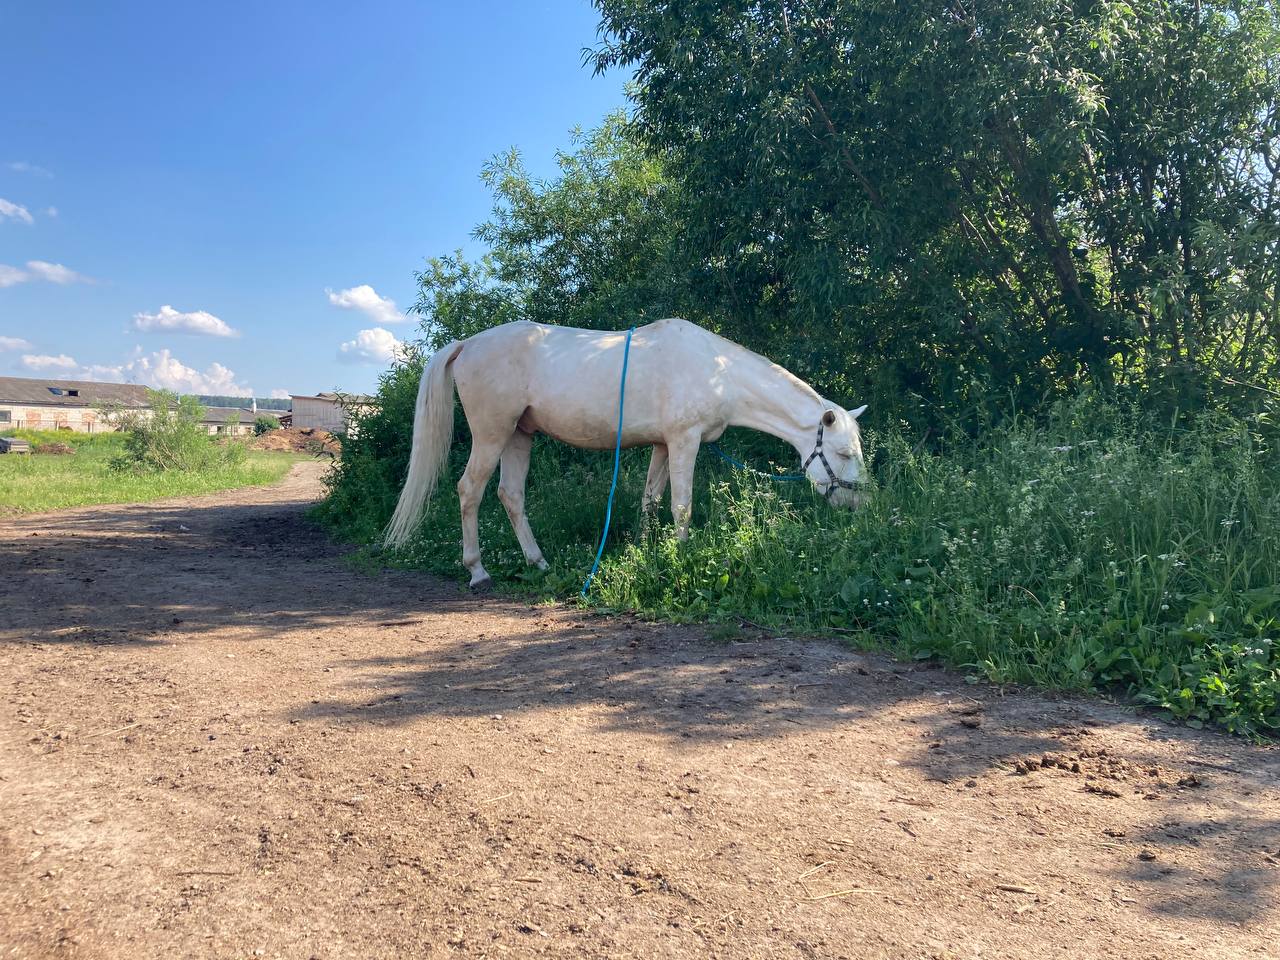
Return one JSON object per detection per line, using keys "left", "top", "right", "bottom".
{"left": 497, "top": 430, "right": 548, "bottom": 571}
{"left": 665, "top": 434, "right": 700, "bottom": 540}
{"left": 642, "top": 443, "right": 669, "bottom": 513}
{"left": 457, "top": 434, "right": 507, "bottom": 590}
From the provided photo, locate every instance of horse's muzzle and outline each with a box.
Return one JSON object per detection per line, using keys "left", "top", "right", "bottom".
{"left": 824, "top": 485, "right": 869, "bottom": 510}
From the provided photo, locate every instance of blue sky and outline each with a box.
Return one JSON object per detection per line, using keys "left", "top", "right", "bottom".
{"left": 0, "top": 1, "right": 627, "bottom": 397}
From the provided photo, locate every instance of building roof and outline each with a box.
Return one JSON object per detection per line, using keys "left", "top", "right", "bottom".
{"left": 200, "top": 406, "right": 282, "bottom": 424}
{"left": 292, "top": 392, "right": 375, "bottom": 404}
{"left": 0, "top": 376, "right": 150, "bottom": 408}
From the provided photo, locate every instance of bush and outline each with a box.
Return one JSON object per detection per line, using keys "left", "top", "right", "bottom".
{"left": 313, "top": 358, "right": 425, "bottom": 542}
{"left": 591, "top": 398, "right": 1280, "bottom": 735}
{"left": 254, "top": 416, "right": 278, "bottom": 436}
{"left": 108, "top": 390, "right": 247, "bottom": 473}
{"left": 318, "top": 379, "right": 1280, "bottom": 735}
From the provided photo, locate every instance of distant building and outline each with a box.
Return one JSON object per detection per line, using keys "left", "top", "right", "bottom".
{"left": 0, "top": 376, "right": 149, "bottom": 433}
{"left": 289, "top": 392, "right": 373, "bottom": 434}
{"left": 200, "top": 406, "right": 281, "bottom": 436}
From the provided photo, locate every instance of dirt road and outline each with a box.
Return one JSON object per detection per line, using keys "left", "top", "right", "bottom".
{"left": 2, "top": 463, "right": 1277, "bottom": 959}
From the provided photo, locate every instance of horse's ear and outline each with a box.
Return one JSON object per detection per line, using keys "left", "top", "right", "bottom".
{"left": 822, "top": 409, "right": 837, "bottom": 426}
{"left": 849, "top": 404, "right": 868, "bottom": 419}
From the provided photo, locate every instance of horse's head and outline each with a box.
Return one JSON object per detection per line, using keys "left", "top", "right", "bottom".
{"left": 805, "top": 405, "right": 868, "bottom": 508}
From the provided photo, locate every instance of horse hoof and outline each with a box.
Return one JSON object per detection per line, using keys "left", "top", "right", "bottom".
{"left": 534, "top": 559, "right": 549, "bottom": 572}
{"left": 470, "top": 576, "right": 493, "bottom": 593}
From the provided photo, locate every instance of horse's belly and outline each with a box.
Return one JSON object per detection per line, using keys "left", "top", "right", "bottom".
{"left": 519, "top": 405, "right": 662, "bottom": 449}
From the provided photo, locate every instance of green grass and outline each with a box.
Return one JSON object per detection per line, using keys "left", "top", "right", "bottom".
{"left": 318, "top": 392, "right": 1280, "bottom": 737}
{"left": 0, "top": 430, "right": 302, "bottom": 515}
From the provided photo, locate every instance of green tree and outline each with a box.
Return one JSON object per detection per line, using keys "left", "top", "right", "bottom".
{"left": 591, "top": 0, "right": 1280, "bottom": 414}
{"left": 414, "top": 113, "right": 698, "bottom": 349}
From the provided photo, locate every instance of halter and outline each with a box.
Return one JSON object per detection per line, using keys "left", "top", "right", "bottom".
{"left": 802, "top": 421, "right": 865, "bottom": 499}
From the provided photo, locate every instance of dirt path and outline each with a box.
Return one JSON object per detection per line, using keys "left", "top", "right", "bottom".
{"left": 1, "top": 462, "right": 1277, "bottom": 959}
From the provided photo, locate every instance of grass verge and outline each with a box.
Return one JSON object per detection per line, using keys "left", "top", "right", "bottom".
{"left": 0, "top": 430, "right": 302, "bottom": 515}
{"left": 317, "top": 393, "right": 1280, "bottom": 736}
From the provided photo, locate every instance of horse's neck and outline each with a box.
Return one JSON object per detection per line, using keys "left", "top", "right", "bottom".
{"left": 724, "top": 352, "right": 824, "bottom": 456}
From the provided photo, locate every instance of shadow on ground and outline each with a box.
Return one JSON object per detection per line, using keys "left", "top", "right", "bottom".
{"left": 4, "top": 485, "right": 1280, "bottom": 929}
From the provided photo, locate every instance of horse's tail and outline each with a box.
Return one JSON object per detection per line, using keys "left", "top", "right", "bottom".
{"left": 382, "top": 340, "right": 463, "bottom": 548}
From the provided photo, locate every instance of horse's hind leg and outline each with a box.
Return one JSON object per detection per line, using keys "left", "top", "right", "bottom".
{"left": 642, "top": 443, "right": 668, "bottom": 513}
{"left": 457, "top": 432, "right": 507, "bottom": 590}
{"left": 497, "top": 430, "right": 548, "bottom": 571}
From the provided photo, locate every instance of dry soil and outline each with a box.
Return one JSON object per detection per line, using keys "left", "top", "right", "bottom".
{"left": 2, "top": 463, "right": 1278, "bottom": 959}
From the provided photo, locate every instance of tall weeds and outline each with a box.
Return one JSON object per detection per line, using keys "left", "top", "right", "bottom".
{"left": 318, "top": 393, "right": 1280, "bottom": 735}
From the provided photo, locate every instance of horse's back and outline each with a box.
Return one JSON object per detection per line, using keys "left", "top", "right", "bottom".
{"left": 449, "top": 318, "right": 725, "bottom": 447}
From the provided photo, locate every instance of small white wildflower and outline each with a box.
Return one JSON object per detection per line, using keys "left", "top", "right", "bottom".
{"left": 1160, "top": 604, "right": 1169, "bottom": 611}
{"left": 904, "top": 579, "right": 913, "bottom": 586}
{"left": 1051, "top": 445, "right": 1073, "bottom": 453}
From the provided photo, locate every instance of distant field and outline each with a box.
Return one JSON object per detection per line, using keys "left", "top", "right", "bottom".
{"left": 0, "top": 431, "right": 303, "bottom": 515}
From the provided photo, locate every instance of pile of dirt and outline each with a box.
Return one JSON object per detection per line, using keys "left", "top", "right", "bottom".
{"left": 32, "top": 442, "right": 75, "bottom": 455}
{"left": 253, "top": 427, "right": 339, "bottom": 455}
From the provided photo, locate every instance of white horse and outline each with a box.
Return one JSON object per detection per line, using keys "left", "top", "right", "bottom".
{"left": 384, "top": 318, "right": 868, "bottom": 589}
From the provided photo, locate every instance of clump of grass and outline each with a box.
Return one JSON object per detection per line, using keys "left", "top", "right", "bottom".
{"left": 320, "top": 393, "right": 1280, "bottom": 736}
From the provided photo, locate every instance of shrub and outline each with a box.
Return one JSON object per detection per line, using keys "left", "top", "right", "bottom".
{"left": 318, "top": 381, "right": 1280, "bottom": 735}
{"left": 108, "top": 390, "right": 247, "bottom": 473}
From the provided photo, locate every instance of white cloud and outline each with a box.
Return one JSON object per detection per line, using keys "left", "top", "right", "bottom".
{"left": 16, "top": 348, "right": 253, "bottom": 396}
{"left": 80, "top": 364, "right": 126, "bottom": 381}
{"left": 0, "top": 261, "right": 93, "bottom": 287}
{"left": 326, "top": 284, "right": 407, "bottom": 325}
{"left": 125, "top": 349, "right": 252, "bottom": 395}
{"left": 0, "top": 336, "right": 32, "bottom": 350}
{"left": 22, "top": 353, "right": 79, "bottom": 371}
{"left": 338, "top": 327, "right": 403, "bottom": 364}
{"left": 0, "top": 265, "right": 27, "bottom": 288}
{"left": 45, "top": 206, "right": 58, "bottom": 218}
{"left": 26, "top": 260, "right": 91, "bottom": 285}
{"left": 0, "top": 198, "right": 34, "bottom": 225}
{"left": 269, "top": 388, "right": 291, "bottom": 399}
{"left": 8, "top": 162, "right": 53, "bottom": 178}
{"left": 132, "top": 304, "right": 239, "bottom": 338}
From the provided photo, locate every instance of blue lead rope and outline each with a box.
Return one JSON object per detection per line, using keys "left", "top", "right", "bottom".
{"left": 581, "top": 326, "right": 637, "bottom": 598}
